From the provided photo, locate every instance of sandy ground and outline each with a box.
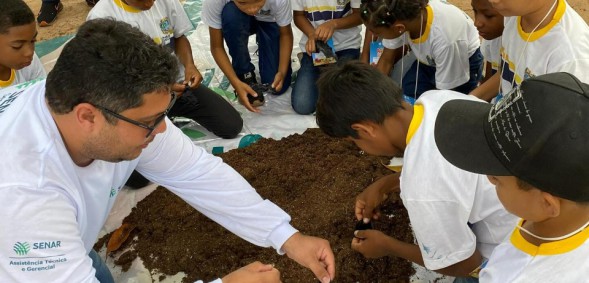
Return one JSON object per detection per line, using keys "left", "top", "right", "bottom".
{"left": 24, "top": 0, "right": 589, "bottom": 42}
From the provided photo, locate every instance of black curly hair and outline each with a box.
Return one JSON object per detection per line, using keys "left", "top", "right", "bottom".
{"left": 360, "top": 0, "right": 428, "bottom": 27}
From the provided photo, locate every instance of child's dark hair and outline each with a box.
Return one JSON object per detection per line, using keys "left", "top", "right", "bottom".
{"left": 0, "top": 0, "right": 35, "bottom": 34}
{"left": 360, "top": 0, "right": 428, "bottom": 28}
{"left": 316, "top": 61, "right": 405, "bottom": 138}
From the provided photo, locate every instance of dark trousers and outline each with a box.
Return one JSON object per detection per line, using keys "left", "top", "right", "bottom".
{"left": 402, "top": 48, "right": 483, "bottom": 99}
{"left": 169, "top": 85, "right": 243, "bottom": 139}
{"left": 221, "top": 1, "right": 292, "bottom": 95}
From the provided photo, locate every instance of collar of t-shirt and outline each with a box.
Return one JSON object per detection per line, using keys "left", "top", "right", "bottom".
{"left": 510, "top": 219, "right": 589, "bottom": 256}
{"left": 406, "top": 104, "right": 424, "bottom": 145}
{"left": 0, "top": 69, "right": 15, "bottom": 88}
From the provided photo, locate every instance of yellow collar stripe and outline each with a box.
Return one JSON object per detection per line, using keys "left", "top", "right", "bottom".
{"left": 517, "top": 0, "right": 565, "bottom": 42}
{"left": 412, "top": 5, "right": 433, "bottom": 44}
{"left": 0, "top": 69, "right": 16, "bottom": 88}
{"left": 406, "top": 104, "right": 423, "bottom": 145}
{"left": 511, "top": 219, "right": 589, "bottom": 256}
{"left": 114, "top": 0, "right": 142, "bottom": 13}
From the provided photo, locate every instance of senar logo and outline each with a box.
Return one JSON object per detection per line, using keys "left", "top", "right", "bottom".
{"left": 13, "top": 242, "right": 30, "bottom": 256}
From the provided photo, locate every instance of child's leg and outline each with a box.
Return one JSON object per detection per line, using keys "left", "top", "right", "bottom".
{"left": 221, "top": 2, "right": 256, "bottom": 79}
{"left": 402, "top": 60, "right": 436, "bottom": 99}
{"left": 291, "top": 54, "right": 320, "bottom": 115}
{"left": 256, "top": 21, "right": 292, "bottom": 95}
{"left": 452, "top": 48, "right": 483, "bottom": 94}
{"left": 169, "top": 85, "right": 243, "bottom": 139}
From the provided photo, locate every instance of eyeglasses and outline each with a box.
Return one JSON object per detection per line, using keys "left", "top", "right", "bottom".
{"left": 93, "top": 92, "right": 177, "bottom": 138}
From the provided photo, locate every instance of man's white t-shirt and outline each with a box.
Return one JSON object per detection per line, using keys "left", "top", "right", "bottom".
{"left": 292, "top": 0, "right": 361, "bottom": 52}
{"left": 400, "top": 90, "right": 517, "bottom": 270}
{"left": 382, "top": 0, "right": 480, "bottom": 90}
{"left": 499, "top": 0, "right": 589, "bottom": 95}
{"left": 0, "top": 53, "right": 46, "bottom": 90}
{"left": 0, "top": 81, "right": 297, "bottom": 282}
{"left": 480, "top": 220, "right": 589, "bottom": 282}
{"left": 87, "top": 0, "right": 193, "bottom": 52}
{"left": 202, "top": 0, "right": 293, "bottom": 29}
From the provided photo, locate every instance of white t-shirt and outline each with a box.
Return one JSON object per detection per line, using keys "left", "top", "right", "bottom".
{"left": 0, "top": 81, "right": 297, "bottom": 282}
{"left": 481, "top": 37, "right": 501, "bottom": 75}
{"left": 0, "top": 53, "right": 46, "bottom": 90}
{"left": 400, "top": 90, "right": 517, "bottom": 270}
{"left": 202, "top": 0, "right": 293, "bottom": 29}
{"left": 382, "top": 0, "right": 480, "bottom": 90}
{"left": 480, "top": 220, "right": 589, "bottom": 282}
{"left": 499, "top": 0, "right": 589, "bottom": 95}
{"left": 292, "top": 0, "right": 361, "bottom": 52}
{"left": 87, "top": 0, "right": 193, "bottom": 52}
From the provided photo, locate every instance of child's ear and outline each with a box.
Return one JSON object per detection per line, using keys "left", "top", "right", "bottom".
{"left": 393, "top": 23, "right": 406, "bottom": 34}
{"left": 351, "top": 122, "right": 378, "bottom": 138}
{"left": 541, "top": 192, "right": 561, "bottom": 218}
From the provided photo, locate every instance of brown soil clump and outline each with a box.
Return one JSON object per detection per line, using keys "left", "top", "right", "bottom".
{"left": 96, "top": 128, "right": 414, "bottom": 282}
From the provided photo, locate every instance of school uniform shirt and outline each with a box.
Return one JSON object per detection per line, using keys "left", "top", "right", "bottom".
{"left": 87, "top": 0, "right": 193, "bottom": 53}
{"left": 480, "top": 220, "right": 589, "bottom": 282}
{"left": 202, "top": 0, "right": 293, "bottom": 29}
{"left": 499, "top": 0, "right": 589, "bottom": 95}
{"left": 292, "top": 0, "right": 362, "bottom": 52}
{"left": 382, "top": 0, "right": 480, "bottom": 90}
{"left": 481, "top": 37, "right": 501, "bottom": 75}
{"left": 0, "top": 53, "right": 46, "bottom": 90}
{"left": 0, "top": 80, "right": 297, "bottom": 282}
{"left": 400, "top": 90, "right": 518, "bottom": 270}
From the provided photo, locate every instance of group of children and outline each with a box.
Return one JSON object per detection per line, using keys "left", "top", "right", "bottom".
{"left": 2, "top": 0, "right": 589, "bottom": 281}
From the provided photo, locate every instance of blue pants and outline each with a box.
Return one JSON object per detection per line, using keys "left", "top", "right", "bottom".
{"left": 89, "top": 249, "right": 114, "bottom": 283}
{"left": 402, "top": 48, "right": 483, "bottom": 99}
{"left": 291, "top": 48, "right": 360, "bottom": 114}
{"left": 221, "top": 1, "right": 292, "bottom": 95}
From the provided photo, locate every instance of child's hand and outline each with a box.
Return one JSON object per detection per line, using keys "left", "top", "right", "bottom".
{"left": 222, "top": 261, "right": 281, "bottom": 283}
{"left": 351, "top": 229, "right": 394, "bottom": 259}
{"left": 235, "top": 81, "right": 261, "bottom": 113}
{"left": 184, "top": 65, "right": 203, "bottom": 89}
{"left": 315, "top": 21, "right": 336, "bottom": 42}
{"left": 305, "top": 37, "right": 316, "bottom": 56}
{"left": 271, "top": 71, "right": 285, "bottom": 93}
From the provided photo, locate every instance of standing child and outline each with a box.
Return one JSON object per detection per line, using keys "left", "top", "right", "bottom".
{"left": 202, "top": 0, "right": 293, "bottom": 113}
{"left": 472, "top": 0, "right": 503, "bottom": 86}
{"left": 470, "top": 0, "right": 589, "bottom": 102}
{"left": 87, "top": 0, "right": 243, "bottom": 139}
{"left": 361, "top": 0, "right": 482, "bottom": 99}
{"left": 0, "top": 0, "right": 46, "bottom": 90}
{"left": 435, "top": 72, "right": 589, "bottom": 282}
{"left": 291, "top": 0, "right": 362, "bottom": 115}
{"left": 315, "top": 62, "right": 517, "bottom": 280}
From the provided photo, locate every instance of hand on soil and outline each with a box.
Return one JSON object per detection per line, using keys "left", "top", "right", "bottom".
{"left": 355, "top": 173, "right": 400, "bottom": 222}
{"left": 222, "top": 261, "right": 281, "bottom": 283}
{"left": 282, "top": 232, "right": 335, "bottom": 283}
{"left": 235, "top": 82, "right": 261, "bottom": 113}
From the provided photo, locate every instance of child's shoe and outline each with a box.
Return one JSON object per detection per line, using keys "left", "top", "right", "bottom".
{"left": 37, "top": 1, "right": 63, "bottom": 27}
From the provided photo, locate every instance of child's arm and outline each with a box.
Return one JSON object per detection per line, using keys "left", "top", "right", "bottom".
{"left": 376, "top": 47, "right": 404, "bottom": 75}
{"left": 294, "top": 10, "right": 317, "bottom": 55}
{"left": 274, "top": 24, "right": 294, "bottom": 92}
{"left": 208, "top": 27, "right": 260, "bottom": 113}
{"left": 352, "top": 232, "right": 483, "bottom": 277}
{"left": 481, "top": 61, "right": 494, "bottom": 84}
{"left": 314, "top": 8, "right": 362, "bottom": 42}
{"left": 360, "top": 30, "right": 373, "bottom": 63}
{"left": 175, "top": 35, "right": 202, "bottom": 90}
{"left": 470, "top": 72, "right": 500, "bottom": 101}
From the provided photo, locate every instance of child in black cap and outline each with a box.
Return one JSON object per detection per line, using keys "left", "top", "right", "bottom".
{"left": 435, "top": 72, "right": 589, "bottom": 282}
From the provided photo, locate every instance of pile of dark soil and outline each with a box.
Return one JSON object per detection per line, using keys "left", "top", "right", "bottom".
{"left": 95, "top": 128, "right": 414, "bottom": 282}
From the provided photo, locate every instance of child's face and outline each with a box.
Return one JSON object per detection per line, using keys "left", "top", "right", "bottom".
{"left": 0, "top": 22, "right": 37, "bottom": 70}
{"left": 487, "top": 175, "right": 545, "bottom": 221}
{"left": 488, "top": 0, "right": 538, "bottom": 17}
{"left": 472, "top": 0, "right": 504, "bottom": 40}
{"left": 234, "top": 0, "right": 266, "bottom": 16}
{"left": 123, "top": 0, "right": 155, "bottom": 11}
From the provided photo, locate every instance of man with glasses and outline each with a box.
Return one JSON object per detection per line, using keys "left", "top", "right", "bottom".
{"left": 0, "top": 19, "right": 335, "bottom": 283}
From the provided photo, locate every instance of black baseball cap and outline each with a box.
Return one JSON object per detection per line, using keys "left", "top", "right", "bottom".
{"left": 434, "top": 72, "right": 589, "bottom": 202}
